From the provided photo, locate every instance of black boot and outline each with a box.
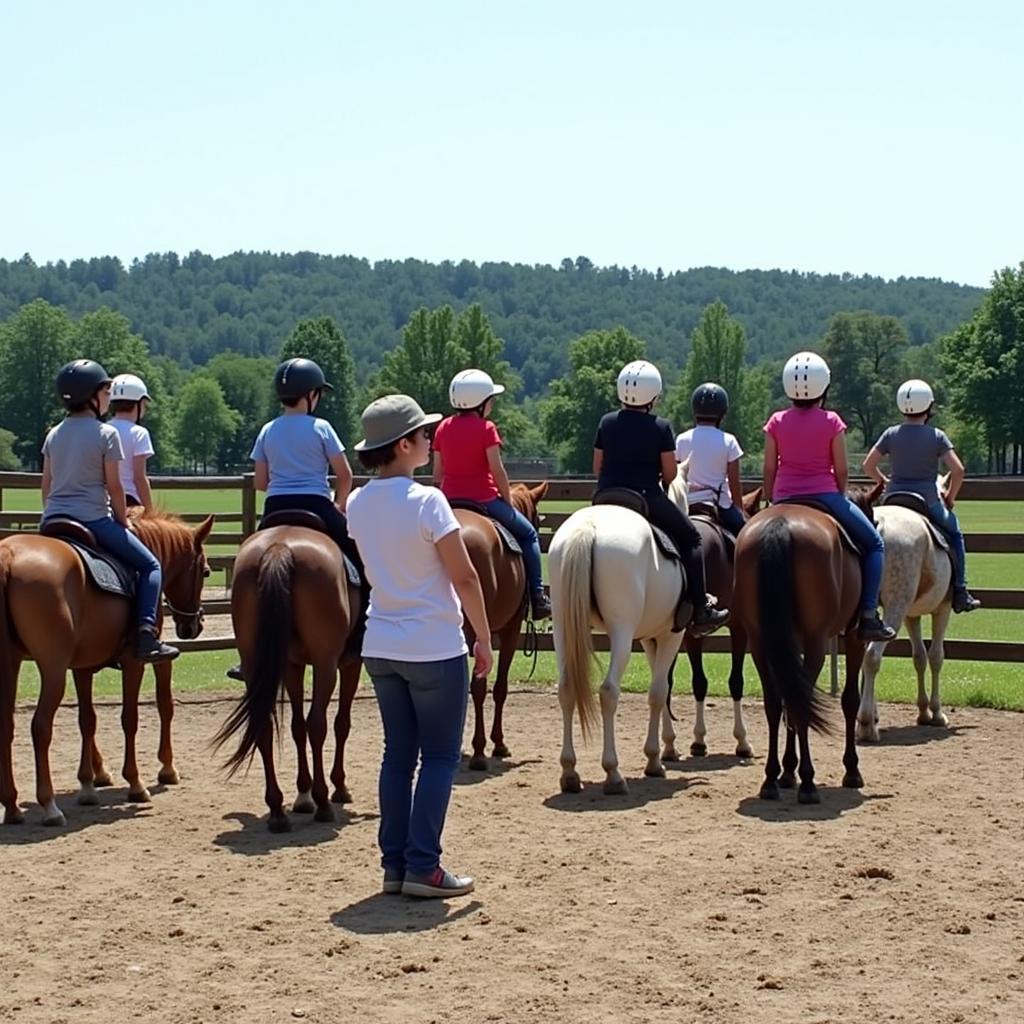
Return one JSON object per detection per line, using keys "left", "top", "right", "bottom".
{"left": 680, "top": 547, "right": 729, "bottom": 636}
{"left": 226, "top": 663, "right": 245, "bottom": 681}
{"left": 530, "top": 590, "right": 552, "bottom": 620}
{"left": 135, "top": 627, "right": 179, "bottom": 663}
{"left": 858, "top": 610, "right": 897, "bottom": 642}
{"left": 952, "top": 587, "right": 981, "bottom": 614}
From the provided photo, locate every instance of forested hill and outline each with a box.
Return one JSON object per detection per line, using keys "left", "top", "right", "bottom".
{"left": 0, "top": 252, "right": 984, "bottom": 396}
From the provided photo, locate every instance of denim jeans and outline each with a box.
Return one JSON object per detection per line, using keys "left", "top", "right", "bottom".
{"left": 784, "top": 492, "right": 885, "bottom": 613}
{"left": 481, "top": 497, "right": 544, "bottom": 598}
{"left": 83, "top": 515, "right": 163, "bottom": 628}
{"left": 927, "top": 500, "right": 967, "bottom": 588}
{"left": 365, "top": 655, "right": 469, "bottom": 876}
{"left": 716, "top": 503, "right": 746, "bottom": 537}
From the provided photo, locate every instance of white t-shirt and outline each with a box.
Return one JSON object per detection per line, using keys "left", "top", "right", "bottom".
{"left": 675, "top": 425, "right": 743, "bottom": 508}
{"left": 346, "top": 477, "right": 468, "bottom": 662}
{"left": 109, "top": 418, "right": 155, "bottom": 502}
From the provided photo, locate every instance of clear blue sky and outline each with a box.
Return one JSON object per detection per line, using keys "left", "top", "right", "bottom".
{"left": 2, "top": 1, "right": 1020, "bottom": 286}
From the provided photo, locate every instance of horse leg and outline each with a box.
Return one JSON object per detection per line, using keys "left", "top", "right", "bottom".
{"left": 858, "top": 637, "right": 885, "bottom": 743}
{"left": 926, "top": 605, "right": 951, "bottom": 727}
{"left": 727, "top": 624, "right": 753, "bottom": 758}
{"left": 841, "top": 634, "right": 865, "bottom": 789}
{"left": 906, "top": 616, "right": 930, "bottom": 725}
{"left": 490, "top": 624, "right": 518, "bottom": 759}
{"left": 330, "top": 660, "right": 360, "bottom": 804}
{"left": 72, "top": 669, "right": 100, "bottom": 805}
{"left": 120, "top": 659, "right": 151, "bottom": 802}
{"left": 0, "top": 652, "right": 24, "bottom": 824}
{"left": 599, "top": 629, "right": 633, "bottom": 795}
{"left": 154, "top": 660, "right": 180, "bottom": 785}
{"left": 790, "top": 639, "right": 826, "bottom": 800}
{"left": 286, "top": 663, "right": 315, "bottom": 814}
{"left": 468, "top": 669, "right": 488, "bottom": 771}
{"left": 795, "top": 726, "right": 819, "bottom": 803}
{"left": 257, "top": 722, "right": 289, "bottom": 833}
{"left": 644, "top": 637, "right": 677, "bottom": 779}
{"left": 779, "top": 726, "right": 798, "bottom": 789}
{"left": 756, "top": 657, "right": 783, "bottom": 801}
{"left": 659, "top": 645, "right": 679, "bottom": 762}
{"left": 32, "top": 663, "right": 69, "bottom": 826}
{"left": 306, "top": 659, "right": 337, "bottom": 823}
{"left": 684, "top": 633, "right": 708, "bottom": 757}
{"left": 557, "top": 662, "right": 581, "bottom": 794}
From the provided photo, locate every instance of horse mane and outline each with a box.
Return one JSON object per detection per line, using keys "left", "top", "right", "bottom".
{"left": 129, "top": 506, "right": 195, "bottom": 564}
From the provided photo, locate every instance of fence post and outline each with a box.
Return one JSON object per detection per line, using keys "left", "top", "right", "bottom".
{"left": 829, "top": 636, "right": 839, "bottom": 696}
{"left": 241, "top": 473, "right": 256, "bottom": 538}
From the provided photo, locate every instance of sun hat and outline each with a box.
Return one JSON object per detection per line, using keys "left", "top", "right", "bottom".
{"left": 354, "top": 394, "right": 442, "bottom": 451}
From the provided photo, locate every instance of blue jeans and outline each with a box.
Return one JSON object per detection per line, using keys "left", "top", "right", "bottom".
{"left": 365, "top": 655, "right": 469, "bottom": 876}
{"left": 786, "top": 492, "right": 885, "bottom": 613}
{"left": 927, "top": 500, "right": 967, "bottom": 589}
{"left": 84, "top": 516, "right": 163, "bottom": 629}
{"left": 481, "top": 497, "right": 544, "bottom": 598}
{"left": 717, "top": 503, "right": 746, "bottom": 537}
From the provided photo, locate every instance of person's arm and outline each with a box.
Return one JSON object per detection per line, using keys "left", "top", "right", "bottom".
{"left": 253, "top": 459, "right": 269, "bottom": 492}
{"left": 762, "top": 434, "right": 778, "bottom": 503}
{"left": 329, "top": 453, "right": 353, "bottom": 508}
{"left": 432, "top": 450, "right": 444, "bottom": 487}
{"left": 133, "top": 456, "right": 154, "bottom": 510}
{"left": 435, "top": 530, "right": 493, "bottom": 679}
{"left": 660, "top": 450, "right": 678, "bottom": 490}
{"left": 592, "top": 449, "right": 603, "bottom": 477}
{"left": 486, "top": 445, "right": 512, "bottom": 504}
{"left": 41, "top": 456, "right": 52, "bottom": 503}
{"left": 104, "top": 461, "right": 129, "bottom": 527}
{"left": 940, "top": 449, "right": 966, "bottom": 507}
{"left": 726, "top": 459, "right": 746, "bottom": 517}
{"left": 831, "top": 433, "right": 849, "bottom": 494}
{"left": 862, "top": 447, "right": 888, "bottom": 487}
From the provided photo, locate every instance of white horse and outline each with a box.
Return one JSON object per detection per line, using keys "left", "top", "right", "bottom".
{"left": 549, "top": 499, "right": 686, "bottom": 795}
{"left": 856, "top": 502, "right": 953, "bottom": 741}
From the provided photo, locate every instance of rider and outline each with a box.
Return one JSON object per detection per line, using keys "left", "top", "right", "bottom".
{"left": 862, "top": 379, "right": 981, "bottom": 613}
{"left": 108, "top": 373, "right": 155, "bottom": 510}
{"left": 432, "top": 369, "right": 551, "bottom": 620}
{"left": 594, "top": 360, "right": 729, "bottom": 636}
{"left": 41, "top": 360, "right": 179, "bottom": 662}
{"left": 763, "top": 351, "right": 895, "bottom": 642}
{"left": 675, "top": 382, "right": 747, "bottom": 536}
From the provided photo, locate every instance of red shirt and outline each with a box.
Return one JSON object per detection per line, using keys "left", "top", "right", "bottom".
{"left": 434, "top": 414, "right": 502, "bottom": 502}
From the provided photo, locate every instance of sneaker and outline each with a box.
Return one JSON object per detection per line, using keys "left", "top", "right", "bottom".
{"left": 382, "top": 868, "right": 405, "bottom": 895}
{"left": 858, "top": 612, "right": 896, "bottom": 642}
{"left": 401, "top": 867, "right": 475, "bottom": 899}
{"left": 687, "top": 603, "right": 729, "bottom": 637}
{"left": 952, "top": 588, "right": 981, "bottom": 614}
{"left": 226, "top": 663, "right": 245, "bottom": 681}
{"left": 135, "top": 629, "right": 179, "bottom": 663}
{"left": 530, "top": 592, "right": 552, "bottom": 620}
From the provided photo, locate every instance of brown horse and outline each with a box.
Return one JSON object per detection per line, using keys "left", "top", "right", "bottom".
{"left": 0, "top": 509, "right": 214, "bottom": 826}
{"left": 457, "top": 482, "right": 548, "bottom": 771}
{"left": 214, "top": 525, "right": 362, "bottom": 833}
{"left": 732, "top": 502, "right": 870, "bottom": 803}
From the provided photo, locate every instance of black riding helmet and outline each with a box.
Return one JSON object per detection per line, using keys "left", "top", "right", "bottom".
{"left": 274, "top": 358, "right": 333, "bottom": 401}
{"left": 691, "top": 382, "right": 729, "bottom": 421}
{"left": 56, "top": 359, "right": 112, "bottom": 409}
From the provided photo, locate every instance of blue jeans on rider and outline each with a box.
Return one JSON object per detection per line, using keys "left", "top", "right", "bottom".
{"left": 927, "top": 500, "right": 967, "bottom": 589}
{"left": 481, "top": 497, "right": 544, "bottom": 598}
{"left": 787, "top": 492, "right": 885, "bottom": 613}
{"left": 365, "top": 655, "right": 469, "bottom": 878}
{"left": 717, "top": 503, "right": 746, "bottom": 536}
{"left": 83, "top": 515, "right": 163, "bottom": 629}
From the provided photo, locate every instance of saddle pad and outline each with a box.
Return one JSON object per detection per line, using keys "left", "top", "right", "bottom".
{"left": 65, "top": 540, "right": 135, "bottom": 598}
{"left": 882, "top": 493, "right": 950, "bottom": 552}
{"left": 650, "top": 524, "right": 680, "bottom": 562}
{"left": 775, "top": 499, "right": 860, "bottom": 556}
{"left": 342, "top": 554, "right": 362, "bottom": 588}
{"left": 449, "top": 502, "right": 523, "bottom": 557}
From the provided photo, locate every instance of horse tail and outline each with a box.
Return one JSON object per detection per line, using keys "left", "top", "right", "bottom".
{"left": 214, "top": 543, "right": 294, "bottom": 775}
{"left": 556, "top": 518, "right": 599, "bottom": 739}
{"left": 757, "top": 517, "right": 831, "bottom": 735}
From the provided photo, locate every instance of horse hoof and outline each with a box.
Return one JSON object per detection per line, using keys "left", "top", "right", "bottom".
{"left": 157, "top": 768, "right": 180, "bottom": 786}
{"left": 662, "top": 746, "right": 680, "bottom": 762}
{"left": 856, "top": 727, "right": 879, "bottom": 744}
{"left": 689, "top": 742, "right": 708, "bottom": 758}
{"left": 842, "top": 771, "right": 864, "bottom": 789}
{"left": 644, "top": 764, "right": 666, "bottom": 779}
{"left": 759, "top": 782, "right": 780, "bottom": 801}
{"left": 797, "top": 786, "right": 821, "bottom": 805}
{"left": 603, "top": 777, "right": 629, "bottom": 796}
{"left": 330, "top": 787, "right": 353, "bottom": 805}
{"left": 3, "top": 807, "right": 25, "bottom": 825}
{"left": 492, "top": 743, "right": 511, "bottom": 759}
{"left": 127, "top": 788, "right": 152, "bottom": 804}
{"left": 930, "top": 714, "right": 949, "bottom": 728}
{"left": 314, "top": 805, "right": 336, "bottom": 823}
{"left": 268, "top": 815, "right": 291, "bottom": 834}
{"left": 292, "top": 794, "right": 316, "bottom": 814}
{"left": 42, "top": 810, "right": 67, "bottom": 827}
{"left": 778, "top": 772, "right": 796, "bottom": 790}
{"left": 917, "top": 712, "right": 932, "bottom": 726}
{"left": 468, "top": 755, "right": 488, "bottom": 772}
{"left": 77, "top": 787, "right": 99, "bottom": 806}
{"left": 560, "top": 773, "right": 582, "bottom": 794}
{"left": 735, "top": 743, "right": 754, "bottom": 759}
{"left": 93, "top": 772, "right": 114, "bottom": 788}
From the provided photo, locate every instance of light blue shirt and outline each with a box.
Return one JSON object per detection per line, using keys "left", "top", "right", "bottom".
{"left": 250, "top": 415, "right": 345, "bottom": 498}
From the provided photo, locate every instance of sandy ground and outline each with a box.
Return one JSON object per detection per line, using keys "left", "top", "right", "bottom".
{"left": 2, "top": 689, "right": 1023, "bottom": 1024}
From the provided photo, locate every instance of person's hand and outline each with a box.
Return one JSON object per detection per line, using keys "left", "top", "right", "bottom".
{"left": 335, "top": 501, "right": 347, "bottom": 515}
{"left": 472, "top": 639, "right": 493, "bottom": 680}
{"left": 943, "top": 491, "right": 955, "bottom": 510}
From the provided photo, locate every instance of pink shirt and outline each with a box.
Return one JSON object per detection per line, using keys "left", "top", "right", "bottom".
{"left": 764, "top": 407, "right": 847, "bottom": 500}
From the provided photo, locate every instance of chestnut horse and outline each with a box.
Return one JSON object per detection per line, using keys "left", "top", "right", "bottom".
{"left": 214, "top": 525, "right": 362, "bottom": 833}
{"left": 457, "top": 482, "right": 548, "bottom": 771}
{"left": 0, "top": 509, "right": 214, "bottom": 826}
{"left": 732, "top": 503, "right": 869, "bottom": 803}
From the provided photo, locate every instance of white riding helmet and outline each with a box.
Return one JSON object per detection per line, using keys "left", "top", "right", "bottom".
{"left": 783, "top": 351, "right": 831, "bottom": 401}
{"left": 617, "top": 360, "right": 662, "bottom": 407}
{"left": 449, "top": 369, "right": 505, "bottom": 409}
{"left": 110, "top": 373, "right": 151, "bottom": 402}
{"left": 896, "top": 379, "right": 934, "bottom": 415}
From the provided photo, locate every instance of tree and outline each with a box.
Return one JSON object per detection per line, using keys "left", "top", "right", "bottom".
{"left": 541, "top": 327, "right": 646, "bottom": 472}
{"left": 201, "top": 353, "right": 276, "bottom": 470}
{"left": 174, "top": 377, "right": 241, "bottom": 473}
{"left": 0, "top": 428, "right": 19, "bottom": 470}
{"left": 822, "top": 311, "right": 907, "bottom": 448}
{"left": 280, "top": 316, "right": 360, "bottom": 445}
{"left": 0, "top": 299, "right": 73, "bottom": 468}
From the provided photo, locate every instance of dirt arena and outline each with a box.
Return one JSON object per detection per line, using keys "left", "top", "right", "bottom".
{"left": 2, "top": 689, "right": 1023, "bottom": 1024}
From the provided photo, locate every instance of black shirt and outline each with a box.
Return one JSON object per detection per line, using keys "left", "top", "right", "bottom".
{"left": 594, "top": 408, "right": 675, "bottom": 493}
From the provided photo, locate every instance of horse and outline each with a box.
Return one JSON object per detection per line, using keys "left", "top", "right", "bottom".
{"left": 731, "top": 488, "right": 882, "bottom": 802}
{"left": 666, "top": 467, "right": 762, "bottom": 759}
{"left": 549, "top": 500, "right": 687, "bottom": 795}
{"left": 852, "top": 492, "right": 954, "bottom": 741}
{"left": 0, "top": 509, "right": 214, "bottom": 825}
{"left": 213, "top": 522, "right": 363, "bottom": 833}
{"left": 456, "top": 481, "right": 548, "bottom": 771}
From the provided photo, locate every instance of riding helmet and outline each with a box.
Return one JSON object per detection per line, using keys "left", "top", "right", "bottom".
{"left": 111, "top": 373, "right": 151, "bottom": 403}
{"left": 274, "top": 358, "right": 333, "bottom": 400}
{"left": 449, "top": 369, "right": 505, "bottom": 409}
{"left": 691, "top": 382, "right": 729, "bottom": 420}
{"left": 55, "top": 360, "right": 112, "bottom": 408}
{"left": 896, "top": 379, "right": 934, "bottom": 416}
{"left": 617, "top": 360, "right": 663, "bottom": 407}
{"left": 783, "top": 351, "right": 831, "bottom": 401}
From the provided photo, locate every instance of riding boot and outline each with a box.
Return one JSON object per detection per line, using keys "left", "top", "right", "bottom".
{"left": 680, "top": 546, "right": 729, "bottom": 636}
{"left": 952, "top": 587, "right": 981, "bottom": 613}
{"left": 135, "top": 627, "right": 180, "bottom": 663}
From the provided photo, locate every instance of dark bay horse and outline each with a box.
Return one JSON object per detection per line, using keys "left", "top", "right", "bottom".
{"left": 0, "top": 510, "right": 214, "bottom": 825}
{"left": 214, "top": 525, "right": 362, "bottom": 833}
{"left": 732, "top": 501, "right": 871, "bottom": 803}
{"left": 457, "top": 482, "right": 548, "bottom": 770}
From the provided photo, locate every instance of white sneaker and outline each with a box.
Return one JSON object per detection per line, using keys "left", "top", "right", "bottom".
{"left": 401, "top": 867, "right": 475, "bottom": 898}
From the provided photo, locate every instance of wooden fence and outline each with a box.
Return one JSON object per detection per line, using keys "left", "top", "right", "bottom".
{"left": 2, "top": 471, "right": 1023, "bottom": 674}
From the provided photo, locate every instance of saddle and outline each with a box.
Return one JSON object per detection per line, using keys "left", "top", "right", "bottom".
{"left": 447, "top": 499, "right": 523, "bottom": 556}
{"left": 258, "top": 510, "right": 362, "bottom": 588}
{"left": 774, "top": 498, "right": 861, "bottom": 557}
{"left": 39, "top": 518, "right": 136, "bottom": 598}
{"left": 881, "top": 492, "right": 951, "bottom": 552}
{"left": 687, "top": 501, "right": 737, "bottom": 559}
{"left": 591, "top": 488, "right": 681, "bottom": 562}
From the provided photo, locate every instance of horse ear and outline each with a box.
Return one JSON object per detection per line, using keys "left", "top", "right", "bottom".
{"left": 194, "top": 515, "right": 215, "bottom": 546}
{"left": 530, "top": 481, "right": 549, "bottom": 502}
{"left": 743, "top": 487, "right": 763, "bottom": 515}
{"left": 867, "top": 480, "right": 885, "bottom": 505}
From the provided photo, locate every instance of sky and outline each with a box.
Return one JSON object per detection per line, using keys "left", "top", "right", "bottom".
{"left": 1, "top": 1, "right": 1021, "bottom": 287}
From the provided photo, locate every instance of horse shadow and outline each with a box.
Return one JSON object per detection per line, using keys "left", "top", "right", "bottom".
{"left": 664, "top": 752, "right": 757, "bottom": 775}
{"left": 212, "top": 807, "right": 378, "bottom": 856}
{"left": 735, "top": 788, "right": 893, "bottom": 823}
{"left": 454, "top": 755, "right": 541, "bottom": 787}
{"left": 330, "top": 895, "right": 484, "bottom": 935}
{"left": 866, "top": 723, "right": 973, "bottom": 748}
{"left": 0, "top": 786, "right": 152, "bottom": 845}
{"left": 542, "top": 773, "right": 693, "bottom": 813}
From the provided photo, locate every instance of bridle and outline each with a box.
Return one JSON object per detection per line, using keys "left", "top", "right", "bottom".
{"left": 163, "top": 546, "right": 209, "bottom": 626}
